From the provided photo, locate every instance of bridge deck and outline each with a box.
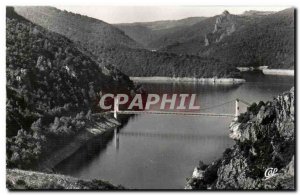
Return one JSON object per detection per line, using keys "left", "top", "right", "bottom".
{"left": 110, "top": 110, "right": 235, "bottom": 117}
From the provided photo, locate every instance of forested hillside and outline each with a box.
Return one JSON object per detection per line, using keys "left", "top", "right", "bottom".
{"left": 199, "top": 8, "right": 295, "bottom": 69}
{"left": 160, "top": 9, "right": 295, "bottom": 69}
{"left": 14, "top": 6, "right": 142, "bottom": 50}
{"left": 148, "top": 16, "right": 217, "bottom": 50}
{"left": 15, "top": 6, "right": 240, "bottom": 78}
{"left": 157, "top": 11, "right": 251, "bottom": 53}
{"left": 6, "top": 7, "right": 134, "bottom": 169}
{"left": 94, "top": 47, "right": 240, "bottom": 78}
{"left": 116, "top": 17, "right": 206, "bottom": 48}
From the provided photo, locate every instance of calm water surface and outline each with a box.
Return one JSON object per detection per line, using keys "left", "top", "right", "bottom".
{"left": 56, "top": 73, "right": 294, "bottom": 189}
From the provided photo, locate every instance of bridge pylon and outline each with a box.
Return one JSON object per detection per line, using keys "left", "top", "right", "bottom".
{"left": 114, "top": 97, "right": 119, "bottom": 119}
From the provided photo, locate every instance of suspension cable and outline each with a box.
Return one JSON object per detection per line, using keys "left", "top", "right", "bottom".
{"left": 198, "top": 99, "right": 236, "bottom": 111}
{"left": 238, "top": 99, "right": 251, "bottom": 106}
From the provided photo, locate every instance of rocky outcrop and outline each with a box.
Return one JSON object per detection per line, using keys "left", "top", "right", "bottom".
{"left": 7, "top": 169, "right": 124, "bottom": 190}
{"left": 186, "top": 87, "right": 295, "bottom": 190}
{"left": 204, "top": 10, "right": 236, "bottom": 46}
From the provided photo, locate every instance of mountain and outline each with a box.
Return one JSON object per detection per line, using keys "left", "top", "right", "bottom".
{"left": 186, "top": 87, "right": 295, "bottom": 190}
{"left": 6, "top": 7, "right": 134, "bottom": 169}
{"left": 119, "top": 17, "right": 207, "bottom": 31}
{"left": 14, "top": 6, "right": 241, "bottom": 78}
{"left": 159, "top": 9, "right": 295, "bottom": 69}
{"left": 14, "top": 6, "right": 142, "bottom": 50}
{"left": 147, "top": 16, "right": 217, "bottom": 50}
{"left": 242, "top": 10, "right": 275, "bottom": 17}
{"left": 115, "top": 17, "right": 206, "bottom": 48}
{"left": 146, "top": 11, "right": 252, "bottom": 50}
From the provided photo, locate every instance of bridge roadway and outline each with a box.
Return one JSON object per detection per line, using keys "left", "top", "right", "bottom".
{"left": 109, "top": 110, "right": 236, "bottom": 117}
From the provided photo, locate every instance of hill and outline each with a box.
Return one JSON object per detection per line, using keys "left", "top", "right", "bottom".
{"left": 158, "top": 11, "right": 253, "bottom": 53}
{"left": 14, "top": 6, "right": 241, "bottom": 78}
{"left": 14, "top": 6, "right": 142, "bottom": 50}
{"left": 159, "top": 9, "right": 295, "bottom": 69}
{"left": 6, "top": 7, "right": 134, "bottom": 170}
{"left": 242, "top": 10, "right": 275, "bottom": 16}
{"left": 94, "top": 47, "right": 240, "bottom": 78}
{"left": 115, "top": 17, "right": 206, "bottom": 48}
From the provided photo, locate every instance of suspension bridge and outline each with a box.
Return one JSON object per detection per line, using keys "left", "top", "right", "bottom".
{"left": 110, "top": 97, "right": 251, "bottom": 149}
{"left": 110, "top": 97, "right": 251, "bottom": 119}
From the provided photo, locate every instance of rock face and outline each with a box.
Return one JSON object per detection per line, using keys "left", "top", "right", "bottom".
{"left": 186, "top": 87, "right": 295, "bottom": 190}
{"left": 204, "top": 10, "right": 236, "bottom": 46}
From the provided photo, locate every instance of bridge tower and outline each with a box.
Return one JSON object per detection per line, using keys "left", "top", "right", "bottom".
{"left": 114, "top": 97, "right": 119, "bottom": 119}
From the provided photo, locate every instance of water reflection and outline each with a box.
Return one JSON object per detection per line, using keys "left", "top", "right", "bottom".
{"left": 119, "top": 131, "right": 231, "bottom": 142}
{"left": 114, "top": 127, "right": 119, "bottom": 150}
{"left": 55, "top": 73, "right": 294, "bottom": 189}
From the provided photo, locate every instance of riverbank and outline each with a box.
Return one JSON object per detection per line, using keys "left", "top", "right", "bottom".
{"left": 236, "top": 66, "right": 294, "bottom": 76}
{"left": 237, "top": 66, "right": 268, "bottom": 72}
{"left": 7, "top": 169, "right": 123, "bottom": 190}
{"left": 185, "top": 87, "right": 295, "bottom": 190}
{"left": 130, "top": 77, "right": 245, "bottom": 84}
{"left": 7, "top": 113, "right": 126, "bottom": 190}
{"left": 262, "top": 69, "right": 294, "bottom": 76}
{"left": 37, "top": 113, "right": 120, "bottom": 172}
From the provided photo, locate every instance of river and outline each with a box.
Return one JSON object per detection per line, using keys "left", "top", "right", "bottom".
{"left": 55, "top": 72, "right": 294, "bottom": 189}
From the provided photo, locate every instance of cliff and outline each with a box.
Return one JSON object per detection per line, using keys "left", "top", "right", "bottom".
{"left": 204, "top": 10, "right": 236, "bottom": 46}
{"left": 186, "top": 87, "right": 295, "bottom": 190}
{"left": 7, "top": 169, "right": 123, "bottom": 190}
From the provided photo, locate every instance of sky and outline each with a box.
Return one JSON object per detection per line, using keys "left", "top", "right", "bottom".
{"left": 55, "top": 6, "right": 290, "bottom": 24}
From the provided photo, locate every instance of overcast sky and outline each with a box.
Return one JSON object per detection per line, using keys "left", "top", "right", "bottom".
{"left": 55, "top": 6, "right": 289, "bottom": 23}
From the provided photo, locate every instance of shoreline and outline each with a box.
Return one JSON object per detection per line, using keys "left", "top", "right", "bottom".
{"left": 37, "top": 114, "right": 120, "bottom": 172}
{"left": 130, "top": 77, "right": 246, "bottom": 84}
{"left": 236, "top": 66, "right": 294, "bottom": 76}
{"left": 262, "top": 69, "right": 294, "bottom": 76}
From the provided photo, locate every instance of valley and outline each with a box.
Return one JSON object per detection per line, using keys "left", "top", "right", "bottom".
{"left": 6, "top": 6, "right": 295, "bottom": 190}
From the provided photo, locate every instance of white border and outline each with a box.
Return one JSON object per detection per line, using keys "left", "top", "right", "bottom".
{"left": 1, "top": 0, "right": 299, "bottom": 194}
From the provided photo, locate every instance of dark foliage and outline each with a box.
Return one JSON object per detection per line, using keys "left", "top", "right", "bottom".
{"left": 6, "top": 7, "right": 134, "bottom": 169}
{"left": 238, "top": 101, "right": 265, "bottom": 123}
{"left": 14, "top": 6, "right": 241, "bottom": 78}
{"left": 94, "top": 47, "right": 241, "bottom": 78}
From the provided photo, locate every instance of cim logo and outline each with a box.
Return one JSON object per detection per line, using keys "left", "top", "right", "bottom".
{"left": 264, "top": 168, "right": 278, "bottom": 180}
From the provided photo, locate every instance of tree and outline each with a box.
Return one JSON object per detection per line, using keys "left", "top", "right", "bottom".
{"left": 31, "top": 118, "right": 43, "bottom": 133}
